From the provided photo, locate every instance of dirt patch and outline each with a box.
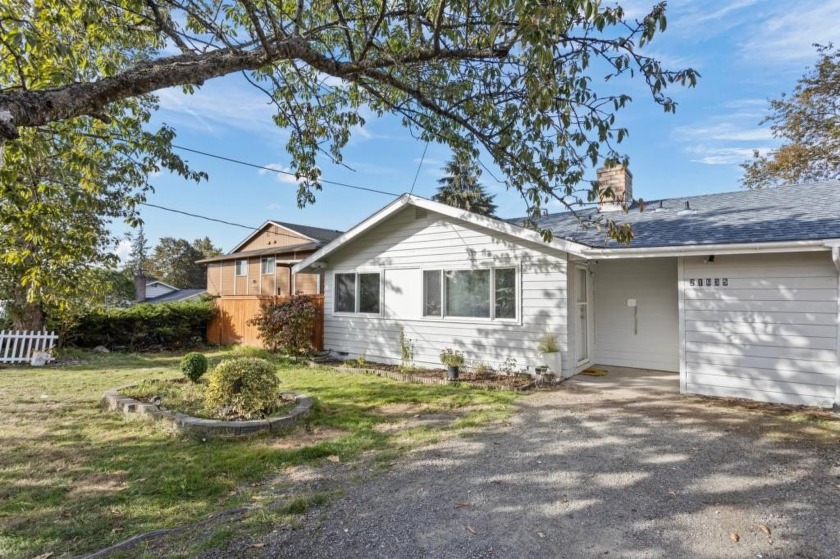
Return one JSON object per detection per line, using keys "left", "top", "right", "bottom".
{"left": 374, "top": 413, "right": 460, "bottom": 432}
{"left": 263, "top": 426, "right": 349, "bottom": 450}
{"left": 376, "top": 402, "right": 431, "bottom": 416}
{"left": 66, "top": 471, "right": 129, "bottom": 499}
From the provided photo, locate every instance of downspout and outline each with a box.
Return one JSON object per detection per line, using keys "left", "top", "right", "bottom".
{"left": 833, "top": 247, "right": 840, "bottom": 412}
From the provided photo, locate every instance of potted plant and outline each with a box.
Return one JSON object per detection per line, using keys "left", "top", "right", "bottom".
{"left": 537, "top": 333, "right": 562, "bottom": 375}
{"left": 439, "top": 348, "right": 465, "bottom": 380}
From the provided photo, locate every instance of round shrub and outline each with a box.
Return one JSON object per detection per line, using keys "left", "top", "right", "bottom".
{"left": 204, "top": 357, "right": 280, "bottom": 419}
{"left": 180, "top": 352, "right": 209, "bottom": 383}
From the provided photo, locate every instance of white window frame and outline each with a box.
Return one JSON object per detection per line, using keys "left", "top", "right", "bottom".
{"left": 235, "top": 259, "right": 247, "bottom": 276}
{"left": 421, "top": 265, "right": 521, "bottom": 324}
{"left": 261, "top": 256, "right": 275, "bottom": 275}
{"left": 332, "top": 270, "right": 383, "bottom": 316}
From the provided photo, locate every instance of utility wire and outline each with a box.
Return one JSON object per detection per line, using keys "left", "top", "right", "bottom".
{"left": 139, "top": 201, "right": 320, "bottom": 243}
{"left": 171, "top": 144, "right": 401, "bottom": 198}
{"left": 409, "top": 142, "right": 429, "bottom": 194}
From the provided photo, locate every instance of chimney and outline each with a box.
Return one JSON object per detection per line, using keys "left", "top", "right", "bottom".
{"left": 134, "top": 273, "right": 146, "bottom": 303}
{"left": 596, "top": 165, "right": 633, "bottom": 212}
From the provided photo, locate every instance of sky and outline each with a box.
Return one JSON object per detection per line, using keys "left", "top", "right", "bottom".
{"left": 115, "top": 0, "right": 840, "bottom": 258}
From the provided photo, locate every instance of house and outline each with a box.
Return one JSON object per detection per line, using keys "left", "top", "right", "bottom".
{"left": 294, "top": 167, "right": 840, "bottom": 409}
{"left": 200, "top": 220, "right": 343, "bottom": 346}
{"left": 134, "top": 279, "right": 207, "bottom": 304}
{"left": 198, "top": 220, "right": 342, "bottom": 298}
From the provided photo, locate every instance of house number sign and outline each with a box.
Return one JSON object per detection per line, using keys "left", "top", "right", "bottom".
{"left": 688, "top": 278, "right": 728, "bottom": 287}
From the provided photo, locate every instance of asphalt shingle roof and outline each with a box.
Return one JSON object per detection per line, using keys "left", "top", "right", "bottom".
{"left": 514, "top": 181, "right": 840, "bottom": 249}
{"left": 273, "top": 221, "right": 343, "bottom": 244}
{"left": 145, "top": 289, "right": 206, "bottom": 304}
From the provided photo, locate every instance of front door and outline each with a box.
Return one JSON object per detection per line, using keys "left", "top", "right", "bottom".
{"left": 575, "top": 266, "right": 591, "bottom": 364}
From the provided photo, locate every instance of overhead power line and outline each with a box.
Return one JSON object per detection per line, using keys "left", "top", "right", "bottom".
{"left": 171, "top": 144, "right": 401, "bottom": 198}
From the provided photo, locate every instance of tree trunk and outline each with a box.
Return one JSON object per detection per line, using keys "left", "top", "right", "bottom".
{"left": 10, "top": 285, "right": 45, "bottom": 330}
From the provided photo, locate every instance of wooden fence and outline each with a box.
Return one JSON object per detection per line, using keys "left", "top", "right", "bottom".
{"left": 207, "top": 295, "right": 324, "bottom": 351}
{"left": 0, "top": 330, "right": 58, "bottom": 364}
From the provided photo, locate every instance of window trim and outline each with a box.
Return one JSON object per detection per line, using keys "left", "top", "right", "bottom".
{"left": 332, "top": 270, "right": 383, "bottom": 317}
{"left": 260, "top": 256, "right": 276, "bottom": 275}
{"left": 421, "top": 265, "right": 521, "bottom": 324}
{"left": 234, "top": 259, "right": 248, "bottom": 277}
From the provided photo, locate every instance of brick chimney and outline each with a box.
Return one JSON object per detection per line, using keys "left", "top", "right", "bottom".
{"left": 134, "top": 273, "right": 146, "bottom": 303}
{"left": 596, "top": 165, "right": 633, "bottom": 212}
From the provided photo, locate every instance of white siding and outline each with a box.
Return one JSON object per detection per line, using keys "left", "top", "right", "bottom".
{"left": 322, "top": 207, "right": 572, "bottom": 374}
{"left": 681, "top": 252, "right": 839, "bottom": 407}
{"left": 594, "top": 258, "right": 679, "bottom": 372}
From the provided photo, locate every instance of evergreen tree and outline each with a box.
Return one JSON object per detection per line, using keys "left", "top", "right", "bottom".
{"left": 432, "top": 156, "right": 497, "bottom": 216}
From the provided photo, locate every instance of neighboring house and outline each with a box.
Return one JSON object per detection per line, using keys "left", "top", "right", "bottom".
{"left": 135, "top": 279, "right": 207, "bottom": 305}
{"left": 294, "top": 167, "right": 840, "bottom": 409}
{"left": 200, "top": 220, "right": 343, "bottom": 346}
{"left": 198, "top": 220, "right": 342, "bottom": 297}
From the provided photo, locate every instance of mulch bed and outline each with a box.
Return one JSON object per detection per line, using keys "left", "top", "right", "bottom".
{"left": 311, "top": 359, "right": 557, "bottom": 392}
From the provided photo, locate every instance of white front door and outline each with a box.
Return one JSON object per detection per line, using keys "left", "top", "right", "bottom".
{"left": 575, "top": 266, "right": 591, "bottom": 365}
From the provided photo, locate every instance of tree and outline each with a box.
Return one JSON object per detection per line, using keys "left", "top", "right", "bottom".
{"left": 125, "top": 227, "right": 152, "bottom": 277}
{"left": 146, "top": 237, "right": 222, "bottom": 289}
{"left": 742, "top": 44, "right": 840, "bottom": 189}
{"left": 432, "top": 155, "right": 497, "bottom": 216}
{"left": 0, "top": 0, "right": 697, "bottom": 240}
{"left": 0, "top": 48, "right": 205, "bottom": 328}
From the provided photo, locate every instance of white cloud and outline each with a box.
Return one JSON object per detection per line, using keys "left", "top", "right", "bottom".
{"left": 738, "top": 1, "right": 840, "bottom": 63}
{"left": 687, "top": 146, "right": 771, "bottom": 165}
{"left": 676, "top": 121, "right": 774, "bottom": 142}
{"left": 113, "top": 239, "right": 133, "bottom": 265}
{"left": 157, "top": 79, "right": 285, "bottom": 139}
{"left": 258, "top": 162, "right": 304, "bottom": 185}
{"left": 266, "top": 203, "right": 284, "bottom": 210}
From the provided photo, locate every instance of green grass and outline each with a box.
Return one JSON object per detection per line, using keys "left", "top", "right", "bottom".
{"left": 0, "top": 349, "right": 516, "bottom": 559}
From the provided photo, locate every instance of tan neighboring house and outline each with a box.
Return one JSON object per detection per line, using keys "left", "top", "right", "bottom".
{"left": 200, "top": 220, "right": 343, "bottom": 346}
{"left": 199, "top": 220, "right": 342, "bottom": 298}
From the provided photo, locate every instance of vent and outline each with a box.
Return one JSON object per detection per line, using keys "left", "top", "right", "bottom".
{"left": 415, "top": 207, "right": 429, "bottom": 220}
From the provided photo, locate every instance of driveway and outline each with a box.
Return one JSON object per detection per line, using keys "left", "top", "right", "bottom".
{"left": 258, "top": 369, "right": 840, "bottom": 558}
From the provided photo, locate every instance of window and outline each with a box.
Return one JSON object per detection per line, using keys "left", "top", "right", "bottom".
{"left": 261, "top": 257, "right": 275, "bottom": 275}
{"left": 423, "top": 270, "right": 442, "bottom": 316}
{"left": 235, "top": 259, "right": 247, "bottom": 276}
{"left": 423, "top": 267, "right": 517, "bottom": 320}
{"left": 334, "top": 272, "right": 381, "bottom": 314}
{"left": 335, "top": 273, "right": 356, "bottom": 313}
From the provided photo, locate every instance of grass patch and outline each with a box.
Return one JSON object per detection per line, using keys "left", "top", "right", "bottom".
{"left": 0, "top": 349, "right": 517, "bottom": 558}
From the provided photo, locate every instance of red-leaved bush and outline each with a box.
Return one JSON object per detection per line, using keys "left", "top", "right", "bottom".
{"left": 249, "top": 295, "right": 318, "bottom": 354}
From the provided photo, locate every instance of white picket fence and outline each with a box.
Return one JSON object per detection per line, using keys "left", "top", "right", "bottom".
{"left": 0, "top": 330, "right": 58, "bottom": 364}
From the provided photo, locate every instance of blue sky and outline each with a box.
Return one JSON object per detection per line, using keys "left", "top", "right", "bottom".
{"left": 116, "top": 0, "right": 840, "bottom": 257}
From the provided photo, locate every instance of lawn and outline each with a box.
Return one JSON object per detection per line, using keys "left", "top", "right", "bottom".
{"left": 0, "top": 348, "right": 517, "bottom": 559}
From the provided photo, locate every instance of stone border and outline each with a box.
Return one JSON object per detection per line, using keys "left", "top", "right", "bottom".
{"left": 307, "top": 361, "right": 540, "bottom": 392}
{"left": 102, "top": 386, "right": 313, "bottom": 437}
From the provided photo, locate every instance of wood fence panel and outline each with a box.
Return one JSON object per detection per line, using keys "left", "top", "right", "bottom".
{"left": 207, "top": 295, "right": 324, "bottom": 351}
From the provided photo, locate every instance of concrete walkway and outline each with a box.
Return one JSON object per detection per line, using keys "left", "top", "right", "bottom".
{"left": 566, "top": 365, "right": 679, "bottom": 396}
{"left": 229, "top": 372, "right": 840, "bottom": 559}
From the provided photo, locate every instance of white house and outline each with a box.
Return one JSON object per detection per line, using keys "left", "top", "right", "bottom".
{"left": 294, "top": 168, "right": 840, "bottom": 409}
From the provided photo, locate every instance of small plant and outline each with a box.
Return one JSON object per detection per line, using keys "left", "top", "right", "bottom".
{"left": 204, "top": 357, "right": 280, "bottom": 419}
{"left": 180, "top": 352, "right": 208, "bottom": 383}
{"left": 537, "top": 333, "right": 560, "bottom": 353}
{"left": 398, "top": 328, "right": 415, "bottom": 370}
{"left": 470, "top": 360, "right": 495, "bottom": 375}
{"left": 349, "top": 351, "right": 367, "bottom": 368}
{"left": 439, "top": 348, "right": 465, "bottom": 367}
{"left": 498, "top": 357, "right": 519, "bottom": 376}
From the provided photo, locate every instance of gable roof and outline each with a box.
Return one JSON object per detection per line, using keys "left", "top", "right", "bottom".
{"left": 196, "top": 241, "right": 320, "bottom": 264}
{"left": 293, "top": 194, "right": 589, "bottom": 273}
{"left": 229, "top": 221, "right": 344, "bottom": 253}
{"left": 144, "top": 289, "right": 206, "bottom": 304}
{"left": 521, "top": 181, "right": 840, "bottom": 250}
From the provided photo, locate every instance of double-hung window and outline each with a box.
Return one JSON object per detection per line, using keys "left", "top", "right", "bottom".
{"left": 235, "top": 259, "right": 247, "bottom": 276}
{"left": 423, "top": 267, "right": 517, "bottom": 320}
{"left": 334, "top": 272, "right": 381, "bottom": 314}
{"left": 261, "top": 257, "right": 275, "bottom": 275}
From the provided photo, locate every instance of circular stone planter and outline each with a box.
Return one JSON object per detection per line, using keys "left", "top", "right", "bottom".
{"left": 102, "top": 386, "right": 313, "bottom": 437}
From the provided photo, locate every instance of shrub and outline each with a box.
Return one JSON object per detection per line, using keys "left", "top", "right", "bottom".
{"left": 249, "top": 295, "right": 319, "bottom": 354}
{"left": 440, "top": 348, "right": 465, "bottom": 367}
{"left": 398, "top": 327, "right": 415, "bottom": 370}
{"left": 62, "top": 300, "right": 216, "bottom": 351}
{"left": 204, "top": 357, "right": 280, "bottom": 419}
{"left": 180, "top": 352, "right": 208, "bottom": 383}
{"left": 537, "top": 333, "right": 559, "bottom": 353}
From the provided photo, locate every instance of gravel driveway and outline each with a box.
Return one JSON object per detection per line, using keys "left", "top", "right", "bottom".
{"left": 249, "top": 369, "right": 839, "bottom": 558}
